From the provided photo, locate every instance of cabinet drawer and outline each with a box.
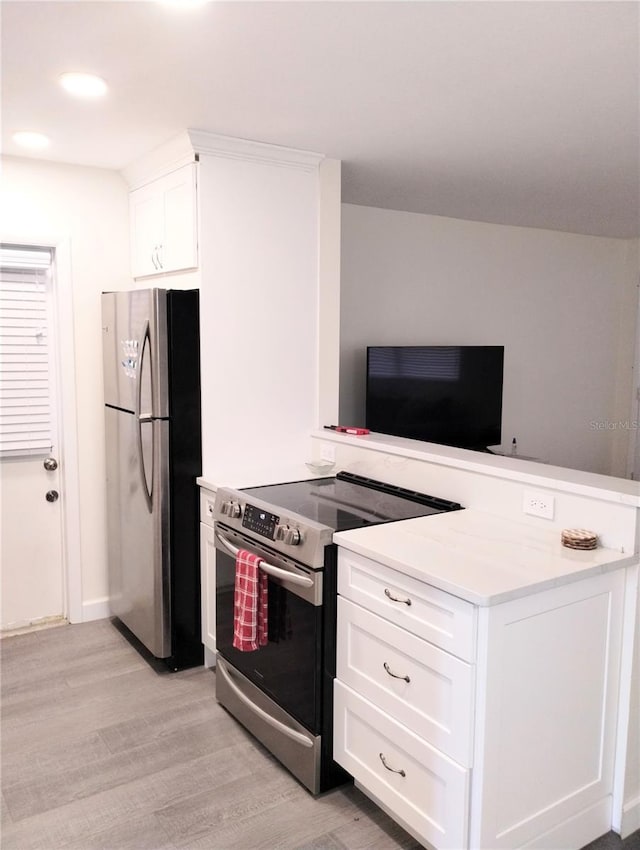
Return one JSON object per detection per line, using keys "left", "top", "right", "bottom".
{"left": 334, "top": 680, "right": 469, "bottom": 850}
{"left": 200, "top": 488, "right": 216, "bottom": 527}
{"left": 337, "top": 597, "right": 474, "bottom": 766}
{"left": 338, "top": 549, "right": 476, "bottom": 662}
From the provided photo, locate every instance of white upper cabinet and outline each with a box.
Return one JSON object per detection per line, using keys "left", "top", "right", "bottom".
{"left": 129, "top": 163, "right": 198, "bottom": 278}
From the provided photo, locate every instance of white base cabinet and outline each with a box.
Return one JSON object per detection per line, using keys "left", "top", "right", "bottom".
{"left": 199, "top": 487, "right": 216, "bottom": 664}
{"left": 334, "top": 548, "right": 626, "bottom": 850}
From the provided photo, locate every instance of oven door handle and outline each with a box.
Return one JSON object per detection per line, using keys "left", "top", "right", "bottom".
{"left": 214, "top": 530, "right": 314, "bottom": 588}
{"left": 217, "top": 658, "right": 314, "bottom": 748}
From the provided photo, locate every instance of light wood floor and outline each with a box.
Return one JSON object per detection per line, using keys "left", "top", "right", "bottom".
{"left": 1, "top": 619, "right": 638, "bottom": 850}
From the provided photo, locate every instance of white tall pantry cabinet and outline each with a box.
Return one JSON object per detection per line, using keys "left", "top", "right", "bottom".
{"left": 197, "top": 135, "right": 324, "bottom": 476}
{"left": 123, "top": 130, "right": 341, "bottom": 478}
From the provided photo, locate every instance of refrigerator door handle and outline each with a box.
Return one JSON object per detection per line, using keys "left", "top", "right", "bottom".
{"left": 136, "top": 320, "right": 153, "bottom": 513}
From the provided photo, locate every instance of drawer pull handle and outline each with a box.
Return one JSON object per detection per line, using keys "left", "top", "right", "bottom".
{"left": 379, "top": 752, "right": 406, "bottom": 777}
{"left": 384, "top": 588, "right": 412, "bottom": 606}
{"left": 383, "top": 661, "right": 410, "bottom": 683}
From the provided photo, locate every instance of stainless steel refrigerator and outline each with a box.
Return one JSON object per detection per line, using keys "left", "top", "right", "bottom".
{"left": 101, "top": 288, "right": 202, "bottom": 669}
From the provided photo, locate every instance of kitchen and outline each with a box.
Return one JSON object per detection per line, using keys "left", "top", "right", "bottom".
{"left": 1, "top": 2, "right": 639, "bottom": 849}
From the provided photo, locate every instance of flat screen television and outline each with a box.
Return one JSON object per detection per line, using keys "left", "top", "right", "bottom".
{"left": 366, "top": 345, "right": 504, "bottom": 451}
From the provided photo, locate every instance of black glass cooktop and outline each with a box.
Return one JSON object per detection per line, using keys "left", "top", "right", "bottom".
{"left": 242, "top": 471, "right": 462, "bottom": 534}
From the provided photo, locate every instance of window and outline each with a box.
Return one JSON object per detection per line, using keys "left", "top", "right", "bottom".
{"left": 0, "top": 245, "right": 55, "bottom": 458}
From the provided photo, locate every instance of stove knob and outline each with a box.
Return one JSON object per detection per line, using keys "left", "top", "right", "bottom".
{"left": 287, "top": 527, "right": 302, "bottom": 545}
{"left": 221, "top": 500, "right": 242, "bottom": 519}
{"left": 277, "top": 525, "right": 301, "bottom": 546}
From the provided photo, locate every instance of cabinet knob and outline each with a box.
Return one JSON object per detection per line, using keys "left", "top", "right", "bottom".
{"left": 45, "top": 490, "right": 59, "bottom": 503}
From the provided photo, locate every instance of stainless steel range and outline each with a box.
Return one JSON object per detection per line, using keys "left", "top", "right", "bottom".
{"left": 213, "top": 471, "right": 462, "bottom": 794}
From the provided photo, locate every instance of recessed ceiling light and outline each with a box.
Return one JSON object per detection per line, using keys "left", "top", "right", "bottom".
{"left": 59, "top": 72, "right": 108, "bottom": 98}
{"left": 12, "top": 131, "right": 51, "bottom": 150}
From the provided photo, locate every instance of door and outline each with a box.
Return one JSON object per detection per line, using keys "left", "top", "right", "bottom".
{"left": 0, "top": 245, "right": 64, "bottom": 631}
{"left": 214, "top": 525, "right": 322, "bottom": 732}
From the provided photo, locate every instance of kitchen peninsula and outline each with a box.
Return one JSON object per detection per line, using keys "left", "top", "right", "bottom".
{"left": 311, "top": 429, "right": 640, "bottom": 848}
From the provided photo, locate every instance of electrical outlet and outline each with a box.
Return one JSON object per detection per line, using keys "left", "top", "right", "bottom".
{"left": 320, "top": 443, "right": 336, "bottom": 463}
{"left": 523, "top": 489, "right": 555, "bottom": 519}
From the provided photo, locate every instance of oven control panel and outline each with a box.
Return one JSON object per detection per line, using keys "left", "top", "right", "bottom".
{"left": 242, "top": 504, "right": 279, "bottom": 540}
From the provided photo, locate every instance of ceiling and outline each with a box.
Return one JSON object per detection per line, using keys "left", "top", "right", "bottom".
{"left": 2, "top": 1, "right": 638, "bottom": 238}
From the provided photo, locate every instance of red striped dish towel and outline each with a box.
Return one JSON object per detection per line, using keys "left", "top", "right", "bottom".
{"left": 233, "top": 549, "right": 268, "bottom": 651}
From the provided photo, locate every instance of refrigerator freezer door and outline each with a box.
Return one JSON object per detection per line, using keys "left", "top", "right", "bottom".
{"left": 101, "top": 289, "right": 169, "bottom": 417}
{"left": 105, "top": 406, "right": 171, "bottom": 657}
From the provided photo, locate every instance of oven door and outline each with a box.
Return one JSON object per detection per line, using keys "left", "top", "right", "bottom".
{"left": 214, "top": 524, "right": 323, "bottom": 733}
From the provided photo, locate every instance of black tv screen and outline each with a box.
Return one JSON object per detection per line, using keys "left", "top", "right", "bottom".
{"left": 366, "top": 345, "right": 504, "bottom": 450}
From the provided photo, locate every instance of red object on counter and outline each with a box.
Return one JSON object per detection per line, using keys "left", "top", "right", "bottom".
{"left": 325, "top": 426, "right": 370, "bottom": 435}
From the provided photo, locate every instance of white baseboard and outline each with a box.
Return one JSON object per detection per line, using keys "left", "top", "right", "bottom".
{"left": 80, "top": 598, "right": 110, "bottom": 623}
{"left": 621, "top": 795, "right": 640, "bottom": 838}
{"left": 1, "top": 615, "right": 67, "bottom": 636}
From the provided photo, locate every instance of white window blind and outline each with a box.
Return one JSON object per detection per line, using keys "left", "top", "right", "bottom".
{"left": 0, "top": 246, "right": 55, "bottom": 458}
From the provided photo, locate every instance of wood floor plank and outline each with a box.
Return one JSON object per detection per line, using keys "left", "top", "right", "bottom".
{"left": 1, "top": 662, "right": 212, "bottom": 745}
{"left": 60, "top": 812, "right": 179, "bottom": 850}
{"left": 3, "top": 715, "right": 248, "bottom": 821}
{"left": 155, "top": 764, "right": 302, "bottom": 847}
{"left": 291, "top": 836, "right": 349, "bottom": 850}
{"left": 0, "top": 730, "right": 112, "bottom": 787}
{"left": 174, "top": 773, "right": 392, "bottom": 850}
{"left": 97, "top": 695, "right": 219, "bottom": 755}
{"left": 0, "top": 742, "right": 273, "bottom": 850}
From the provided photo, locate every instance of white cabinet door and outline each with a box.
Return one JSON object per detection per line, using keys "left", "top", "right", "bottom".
{"left": 161, "top": 166, "right": 198, "bottom": 273}
{"left": 199, "top": 522, "right": 216, "bottom": 659}
{"left": 129, "top": 163, "right": 198, "bottom": 278}
{"left": 130, "top": 186, "right": 163, "bottom": 277}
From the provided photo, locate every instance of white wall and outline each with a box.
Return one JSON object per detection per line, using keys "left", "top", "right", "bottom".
{"left": 340, "top": 205, "right": 638, "bottom": 476}
{"left": 0, "top": 155, "right": 131, "bottom": 617}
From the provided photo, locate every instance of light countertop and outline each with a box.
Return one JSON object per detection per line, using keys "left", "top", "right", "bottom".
{"left": 312, "top": 429, "right": 640, "bottom": 507}
{"left": 197, "top": 463, "right": 335, "bottom": 493}
{"left": 333, "top": 508, "right": 638, "bottom": 606}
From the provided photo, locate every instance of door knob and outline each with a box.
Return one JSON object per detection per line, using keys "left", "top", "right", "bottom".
{"left": 44, "top": 457, "right": 58, "bottom": 471}
{"left": 45, "top": 490, "right": 59, "bottom": 502}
